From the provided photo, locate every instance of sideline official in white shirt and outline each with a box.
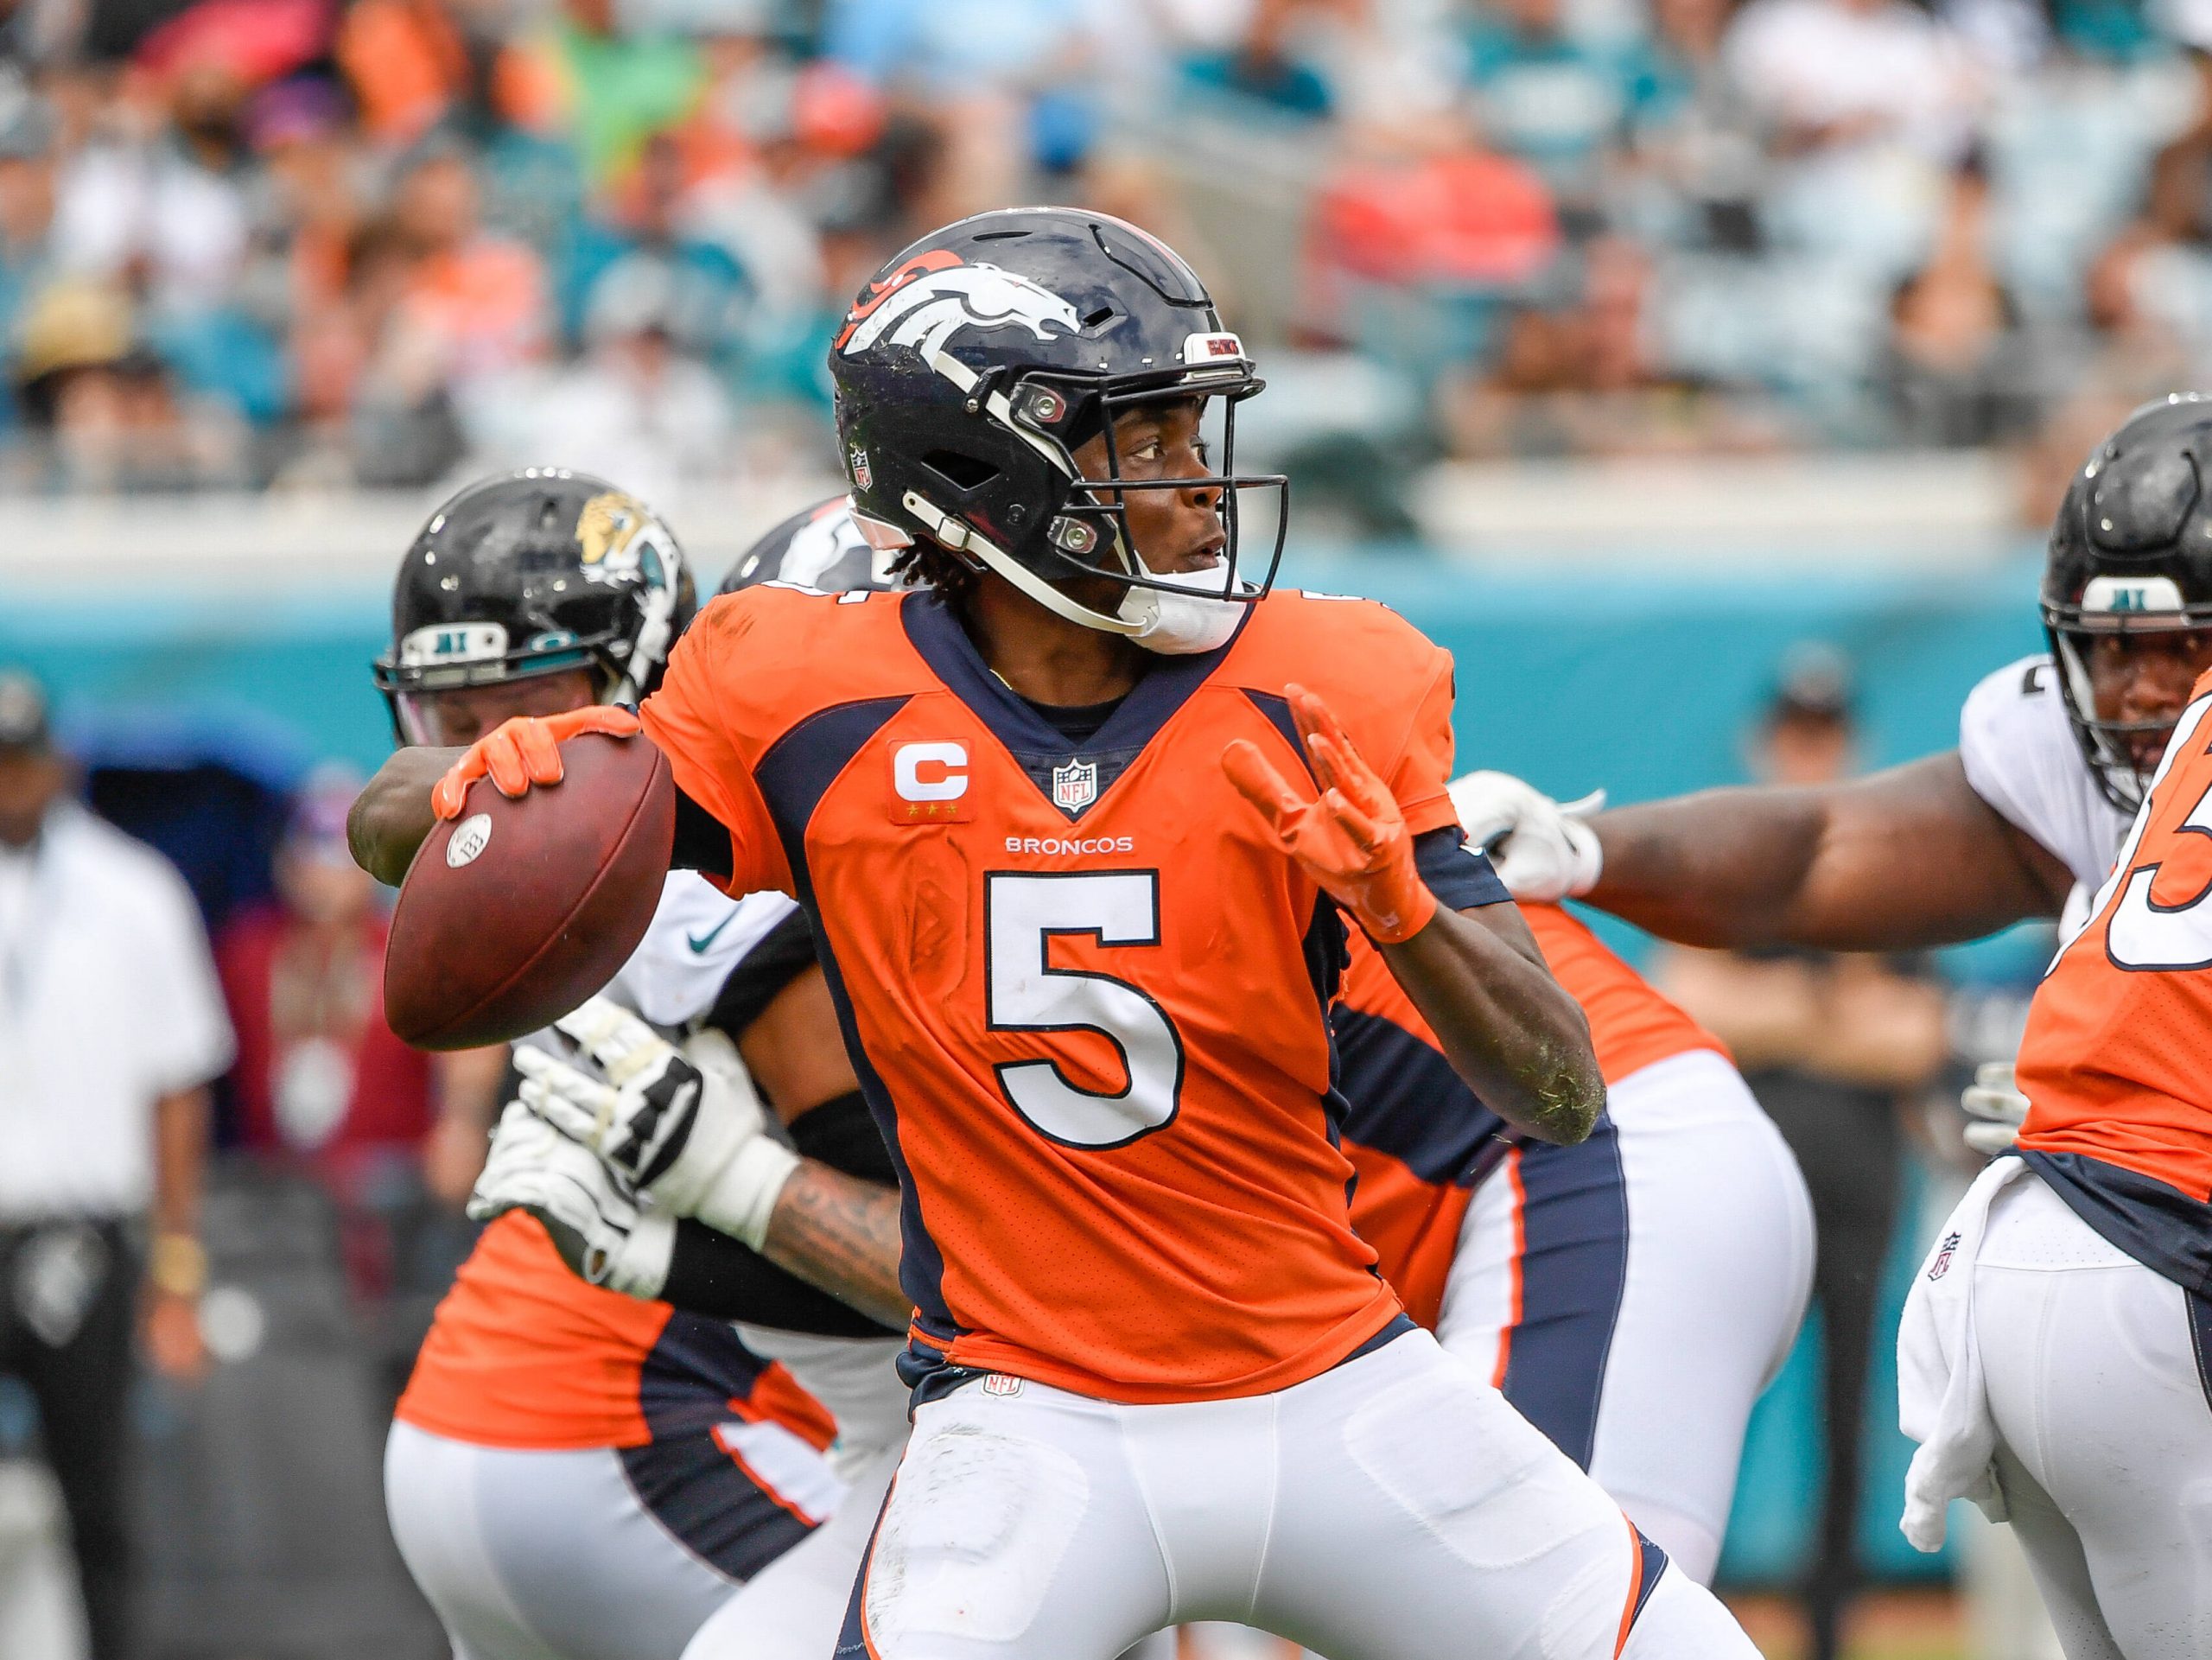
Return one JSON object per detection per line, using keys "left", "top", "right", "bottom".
{"left": 0, "top": 668, "right": 233, "bottom": 1660}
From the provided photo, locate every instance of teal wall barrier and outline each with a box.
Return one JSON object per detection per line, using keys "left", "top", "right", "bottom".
{"left": 6, "top": 549, "right": 2053, "bottom": 798}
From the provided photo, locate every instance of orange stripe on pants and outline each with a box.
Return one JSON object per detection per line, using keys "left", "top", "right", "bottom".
{"left": 1491, "top": 1148, "right": 1528, "bottom": 1390}
{"left": 1613, "top": 1514, "right": 1644, "bottom": 1657}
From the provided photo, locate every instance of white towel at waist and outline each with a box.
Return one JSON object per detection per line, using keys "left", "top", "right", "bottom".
{"left": 1897, "top": 1153, "right": 2033, "bottom": 1551}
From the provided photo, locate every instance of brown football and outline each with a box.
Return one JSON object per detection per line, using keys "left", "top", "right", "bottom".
{"left": 384, "top": 730, "right": 676, "bottom": 1050}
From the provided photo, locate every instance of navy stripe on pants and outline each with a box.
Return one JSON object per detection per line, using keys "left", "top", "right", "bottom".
{"left": 1497, "top": 1113, "right": 1630, "bottom": 1472}
{"left": 834, "top": 1472, "right": 900, "bottom": 1657}
{"left": 617, "top": 1430, "right": 818, "bottom": 1582}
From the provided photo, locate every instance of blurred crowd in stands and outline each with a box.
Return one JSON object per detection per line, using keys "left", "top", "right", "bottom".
{"left": 0, "top": 0, "right": 2209, "bottom": 504}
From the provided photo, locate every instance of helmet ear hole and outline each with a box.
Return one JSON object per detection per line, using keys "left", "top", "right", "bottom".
{"left": 921, "top": 450, "right": 1001, "bottom": 497}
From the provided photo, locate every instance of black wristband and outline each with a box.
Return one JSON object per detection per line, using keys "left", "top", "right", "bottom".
{"left": 702, "top": 909, "right": 821, "bottom": 1040}
{"left": 660, "top": 1218, "right": 898, "bottom": 1337}
{"left": 787, "top": 1091, "right": 896, "bottom": 1186}
{"left": 1414, "top": 826, "right": 1510, "bottom": 911}
{"left": 671, "top": 786, "right": 734, "bottom": 878}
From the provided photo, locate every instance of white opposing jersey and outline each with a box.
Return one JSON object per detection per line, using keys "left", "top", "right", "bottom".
{"left": 610, "top": 877, "right": 802, "bottom": 1027}
{"left": 1957, "top": 655, "right": 2131, "bottom": 892}
{"left": 514, "top": 879, "right": 797, "bottom": 1065}
{"left": 625, "top": 880, "right": 910, "bottom": 1466}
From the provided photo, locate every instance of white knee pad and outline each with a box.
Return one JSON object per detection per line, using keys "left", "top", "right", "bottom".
{"left": 1344, "top": 1358, "right": 1618, "bottom": 1577}
{"left": 865, "top": 1425, "right": 1090, "bottom": 1648}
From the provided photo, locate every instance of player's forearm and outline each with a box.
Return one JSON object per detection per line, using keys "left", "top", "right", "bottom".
{"left": 762, "top": 1165, "right": 910, "bottom": 1330}
{"left": 660, "top": 1218, "right": 898, "bottom": 1335}
{"left": 349, "top": 747, "right": 460, "bottom": 886}
{"left": 1585, "top": 786, "right": 1835, "bottom": 947}
{"left": 1586, "top": 755, "right": 2057, "bottom": 951}
{"left": 1382, "top": 904, "right": 1604, "bottom": 1144}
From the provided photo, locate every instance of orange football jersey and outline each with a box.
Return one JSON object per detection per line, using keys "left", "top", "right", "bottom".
{"left": 1334, "top": 905, "right": 1726, "bottom": 1325}
{"left": 396, "top": 1212, "right": 834, "bottom": 1452}
{"left": 2015, "top": 678, "right": 2212, "bottom": 1292}
{"left": 642, "top": 583, "right": 1484, "bottom": 1403}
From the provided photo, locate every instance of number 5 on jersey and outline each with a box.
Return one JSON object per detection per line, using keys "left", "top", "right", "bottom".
{"left": 986, "top": 872, "right": 1186, "bottom": 1148}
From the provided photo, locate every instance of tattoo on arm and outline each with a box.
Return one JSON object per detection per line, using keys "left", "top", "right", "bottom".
{"left": 762, "top": 1163, "right": 909, "bottom": 1330}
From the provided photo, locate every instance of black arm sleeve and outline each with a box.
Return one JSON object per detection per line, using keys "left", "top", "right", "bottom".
{"left": 701, "top": 909, "right": 821, "bottom": 1040}
{"left": 1415, "top": 826, "right": 1512, "bottom": 911}
{"left": 671, "top": 785, "right": 734, "bottom": 878}
{"left": 787, "top": 1091, "right": 896, "bottom": 1186}
{"left": 660, "top": 1219, "right": 899, "bottom": 1336}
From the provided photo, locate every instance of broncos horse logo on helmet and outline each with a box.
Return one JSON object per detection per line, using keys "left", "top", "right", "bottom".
{"left": 836, "top": 250, "right": 1081, "bottom": 364}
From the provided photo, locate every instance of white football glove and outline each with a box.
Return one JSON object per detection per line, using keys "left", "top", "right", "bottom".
{"left": 1447, "top": 772, "right": 1605, "bottom": 902}
{"left": 515, "top": 996, "right": 798, "bottom": 1250}
{"left": 467, "top": 1103, "right": 674, "bottom": 1299}
{"left": 1961, "top": 1060, "right": 2029, "bottom": 1157}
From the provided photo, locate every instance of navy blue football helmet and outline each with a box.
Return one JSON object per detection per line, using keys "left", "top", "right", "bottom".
{"left": 827, "top": 207, "right": 1287, "bottom": 651}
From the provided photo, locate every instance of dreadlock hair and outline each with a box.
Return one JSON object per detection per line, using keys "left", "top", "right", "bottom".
{"left": 888, "top": 537, "right": 982, "bottom": 602}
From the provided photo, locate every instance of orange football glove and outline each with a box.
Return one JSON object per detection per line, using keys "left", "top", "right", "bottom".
{"left": 1223, "top": 684, "right": 1437, "bottom": 944}
{"left": 430, "top": 706, "right": 643, "bottom": 820}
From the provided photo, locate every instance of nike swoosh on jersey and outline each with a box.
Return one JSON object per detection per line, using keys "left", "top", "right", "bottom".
{"left": 686, "top": 915, "right": 737, "bottom": 954}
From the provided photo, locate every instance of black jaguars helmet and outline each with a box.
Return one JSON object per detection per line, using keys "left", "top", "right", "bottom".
{"left": 717, "top": 496, "right": 905, "bottom": 597}
{"left": 372, "top": 468, "right": 696, "bottom": 744}
{"left": 827, "top": 206, "right": 1287, "bottom": 650}
{"left": 2044, "top": 393, "right": 2212, "bottom": 811}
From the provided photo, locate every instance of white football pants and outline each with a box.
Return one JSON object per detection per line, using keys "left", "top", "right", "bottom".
{"left": 1974, "top": 1174, "right": 2212, "bottom": 1660}
{"left": 681, "top": 1437, "right": 901, "bottom": 1660}
{"left": 1435, "top": 1049, "right": 1815, "bottom": 1582}
{"left": 838, "top": 1326, "right": 1758, "bottom": 1659}
{"left": 385, "top": 1420, "right": 842, "bottom": 1660}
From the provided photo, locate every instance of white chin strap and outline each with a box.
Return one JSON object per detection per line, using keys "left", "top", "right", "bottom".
{"left": 1115, "top": 562, "right": 1249, "bottom": 655}
{"left": 901, "top": 490, "right": 1245, "bottom": 657}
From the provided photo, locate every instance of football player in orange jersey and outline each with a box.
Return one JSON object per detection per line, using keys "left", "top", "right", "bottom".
{"left": 1335, "top": 895, "right": 1813, "bottom": 1587}
{"left": 353, "top": 208, "right": 1760, "bottom": 1657}
{"left": 1891, "top": 676, "right": 2212, "bottom": 1659}
{"left": 370, "top": 474, "right": 912, "bottom": 1660}
{"left": 683, "top": 493, "right": 1814, "bottom": 1587}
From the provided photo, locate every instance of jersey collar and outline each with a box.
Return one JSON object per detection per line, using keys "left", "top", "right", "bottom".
{"left": 900, "top": 589, "right": 1254, "bottom": 820}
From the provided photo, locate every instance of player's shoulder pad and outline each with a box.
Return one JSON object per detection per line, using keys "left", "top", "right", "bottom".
{"left": 1232, "top": 588, "right": 1452, "bottom": 716}
{"left": 1238, "top": 587, "right": 1445, "bottom": 669}
{"left": 617, "top": 878, "right": 802, "bottom": 1027}
{"left": 1959, "top": 652, "right": 2066, "bottom": 758}
{"left": 1956, "top": 651, "right": 2081, "bottom": 836}
{"left": 668, "top": 583, "right": 920, "bottom": 729}
{"left": 687, "top": 577, "right": 892, "bottom": 638}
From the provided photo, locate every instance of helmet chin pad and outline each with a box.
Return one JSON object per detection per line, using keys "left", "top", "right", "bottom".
{"left": 1114, "top": 561, "right": 1248, "bottom": 656}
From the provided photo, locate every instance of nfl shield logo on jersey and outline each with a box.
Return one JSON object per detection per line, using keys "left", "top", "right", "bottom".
{"left": 1052, "top": 757, "right": 1097, "bottom": 813}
